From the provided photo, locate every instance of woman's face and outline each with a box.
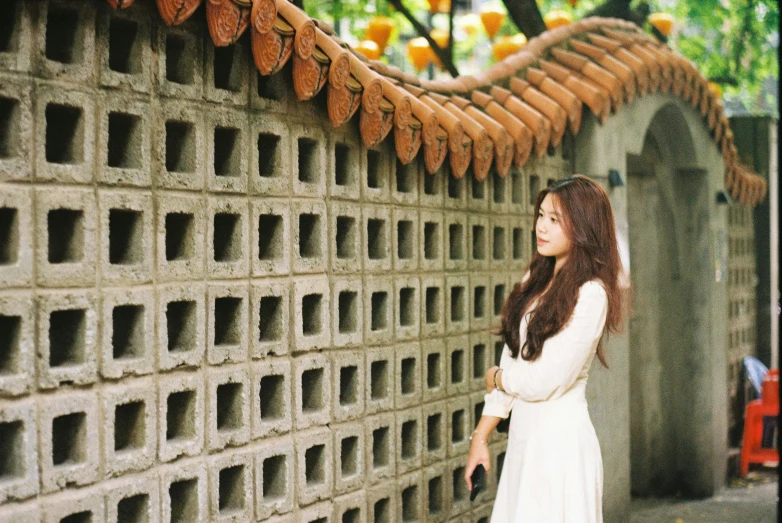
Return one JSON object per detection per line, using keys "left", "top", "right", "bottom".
{"left": 535, "top": 193, "right": 572, "bottom": 262}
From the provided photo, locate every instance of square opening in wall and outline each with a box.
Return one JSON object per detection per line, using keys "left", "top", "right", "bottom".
{"left": 257, "top": 214, "right": 282, "bottom": 260}
{"left": 0, "top": 420, "right": 24, "bottom": 480}
{"left": 112, "top": 304, "right": 145, "bottom": 360}
{"left": 396, "top": 160, "right": 415, "bottom": 193}
{"left": 399, "top": 287, "right": 414, "bottom": 327}
{"left": 218, "top": 465, "right": 245, "bottom": 513}
{"left": 52, "top": 412, "right": 86, "bottom": 466}
{"left": 512, "top": 227, "right": 523, "bottom": 260}
{"left": 451, "top": 409, "right": 465, "bottom": 443}
{"left": 117, "top": 494, "right": 149, "bottom": 523}
{"left": 0, "top": 97, "right": 20, "bottom": 159}
{"left": 401, "top": 357, "right": 416, "bottom": 395}
{"left": 372, "top": 426, "right": 389, "bottom": 468}
{"left": 453, "top": 466, "right": 468, "bottom": 501}
{"left": 424, "top": 169, "right": 439, "bottom": 195}
{"left": 473, "top": 344, "right": 486, "bottom": 379}
{"left": 402, "top": 485, "right": 419, "bottom": 521}
{"left": 334, "top": 143, "right": 354, "bottom": 186}
{"left": 258, "top": 295, "right": 282, "bottom": 342}
{"left": 448, "top": 223, "right": 463, "bottom": 260}
{"left": 165, "top": 121, "right": 195, "bottom": 173}
{"left": 493, "top": 227, "right": 506, "bottom": 260}
{"left": 401, "top": 420, "right": 417, "bottom": 460}
{"left": 425, "top": 287, "right": 440, "bottom": 324}
{"left": 216, "top": 382, "right": 243, "bottom": 432}
{"left": 214, "top": 297, "right": 242, "bottom": 347}
{"left": 494, "top": 341, "right": 504, "bottom": 366}
{"left": 497, "top": 451, "right": 505, "bottom": 478}
{"left": 0, "top": 3, "right": 19, "bottom": 53}
{"left": 213, "top": 45, "right": 242, "bottom": 92}
{"left": 336, "top": 216, "right": 356, "bottom": 260}
{"left": 370, "top": 291, "right": 388, "bottom": 331}
{"left": 114, "top": 401, "right": 145, "bottom": 452}
{"left": 423, "top": 222, "right": 439, "bottom": 260}
{"left": 494, "top": 284, "right": 506, "bottom": 316}
{"left": 60, "top": 511, "right": 92, "bottom": 523}
{"left": 108, "top": 17, "right": 141, "bottom": 74}
{"left": 0, "top": 315, "right": 20, "bottom": 375}
{"left": 471, "top": 176, "right": 485, "bottom": 200}
{"left": 298, "top": 213, "right": 321, "bottom": 259}
{"left": 169, "top": 477, "right": 199, "bottom": 523}
{"left": 48, "top": 209, "right": 84, "bottom": 263}
{"left": 397, "top": 220, "right": 413, "bottom": 260}
{"left": 338, "top": 291, "right": 358, "bottom": 334}
{"left": 366, "top": 149, "right": 382, "bottom": 189}
{"left": 511, "top": 170, "right": 523, "bottom": 204}
{"left": 474, "top": 401, "right": 484, "bottom": 427}
{"left": 46, "top": 104, "right": 84, "bottom": 164}
{"left": 339, "top": 365, "right": 358, "bottom": 405}
{"left": 474, "top": 286, "right": 486, "bottom": 319}
{"left": 493, "top": 170, "right": 506, "bottom": 203}
{"left": 301, "top": 294, "right": 322, "bottom": 336}
{"left": 447, "top": 175, "right": 462, "bottom": 200}
{"left": 426, "top": 353, "right": 440, "bottom": 389}
{"left": 340, "top": 435, "right": 358, "bottom": 477}
{"left": 49, "top": 308, "right": 86, "bottom": 367}
{"left": 451, "top": 349, "right": 464, "bottom": 384}
{"left": 426, "top": 413, "right": 441, "bottom": 451}
{"left": 298, "top": 138, "right": 318, "bottom": 184}
{"left": 472, "top": 225, "right": 486, "bottom": 260}
{"left": 165, "top": 33, "right": 194, "bottom": 85}
{"left": 257, "top": 133, "right": 280, "bottom": 178}
{"left": 255, "top": 374, "right": 286, "bottom": 424}
{"left": 166, "top": 390, "right": 196, "bottom": 441}
{"left": 428, "top": 475, "right": 443, "bottom": 515}
{"left": 256, "top": 72, "right": 284, "bottom": 101}
{"left": 367, "top": 219, "right": 387, "bottom": 260}
{"left": 305, "top": 444, "right": 325, "bottom": 485}
{"left": 529, "top": 175, "right": 540, "bottom": 205}
{"left": 301, "top": 368, "right": 324, "bottom": 412}
{"left": 370, "top": 360, "right": 388, "bottom": 400}
{"left": 109, "top": 209, "right": 143, "bottom": 265}
{"left": 166, "top": 300, "right": 196, "bottom": 353}
{"left": 0, "top": 208, "right": 18, "bottom": 265}
{"left": 450, "top": 286, "right": 465, "bottom": 322}
{"left": 262, "top": 454, "right": 287, "bottom": 500}
{"left": 213, "top": 213, "right": 241, "bottom": 262}
{"left": 45, "top": 5, "right": 82, "bottom": 64}
{"left": 165, "top": 212, "right": 194, "bottom": 261}
{"left": 343, "top": 508, "right": 360, "bottom": 523}
{"left": 107, "top": 112, "right": 142, "bottom": 169}
{"left": 213, "top": 127, "right": 240, "bottom": 177}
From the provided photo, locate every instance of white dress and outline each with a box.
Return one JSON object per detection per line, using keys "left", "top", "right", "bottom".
{"left": 483, "top": 280, "right": 607, "bottom": 523}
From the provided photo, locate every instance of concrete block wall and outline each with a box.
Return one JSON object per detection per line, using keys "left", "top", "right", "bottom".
{"left": 0, "top": 1, "right": 571, "bottom": 521}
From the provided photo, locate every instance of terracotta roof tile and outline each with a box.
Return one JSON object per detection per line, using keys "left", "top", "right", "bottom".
{"left": 110, "top": 2, "right": 766, "bottom": 206}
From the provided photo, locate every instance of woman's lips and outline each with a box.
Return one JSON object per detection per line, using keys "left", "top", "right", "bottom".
{"left": 536, "top": 238, "right": 547, "bottom": 245}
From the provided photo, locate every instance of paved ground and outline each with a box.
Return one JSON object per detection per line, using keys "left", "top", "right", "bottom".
{"left": 630, "top": 470, "right": 778, "bottom": 523}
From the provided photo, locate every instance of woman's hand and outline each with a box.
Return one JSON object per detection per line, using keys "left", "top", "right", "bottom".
{"left": 464, "top": 430, "right": 491, "bottom": 491}
{"left": 485, "top": 366, "right": 499, "bottom": 392}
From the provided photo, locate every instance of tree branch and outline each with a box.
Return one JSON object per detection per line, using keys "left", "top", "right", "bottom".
{"left": 388, "top": 0, "right": 460, "bottom": 77}
{"left": 501, "top": 0, "right": 547, "bottom": 39}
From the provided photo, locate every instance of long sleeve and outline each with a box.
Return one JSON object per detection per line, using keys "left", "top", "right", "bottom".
{"left": 500, "top": 281, "right": 608, "bottom": 402}
{"left": 481, "top": 343, "right": 515, "bottom": 418}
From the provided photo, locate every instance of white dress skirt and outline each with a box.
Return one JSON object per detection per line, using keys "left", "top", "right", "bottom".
{"left": 482, "top": 280, "right": 607, "bottom": 523}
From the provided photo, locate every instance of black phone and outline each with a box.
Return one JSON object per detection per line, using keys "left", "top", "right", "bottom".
{"left": 470, "top": 464, "right": 485, "bottom": 501}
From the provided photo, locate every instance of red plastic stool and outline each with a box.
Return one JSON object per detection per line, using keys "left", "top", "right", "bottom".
{"left": 740, "top": 369, "right": 779, "bottom": 476}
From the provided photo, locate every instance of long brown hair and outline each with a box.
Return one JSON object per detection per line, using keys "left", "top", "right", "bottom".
{"left": 500, "top": 175, "right": 625, "bottom": 366}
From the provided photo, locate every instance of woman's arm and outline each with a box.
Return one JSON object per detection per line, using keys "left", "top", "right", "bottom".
{"left": 464, "top": 415, "right": 502, "bottom": 490}
{"left": 491, "top": 281, "right": 608, "bottom": 401}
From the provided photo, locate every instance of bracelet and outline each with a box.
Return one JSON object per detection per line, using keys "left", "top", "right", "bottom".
{"left": 493, "top": 368, "right": 504, "bottom": 392}
{"left": 470, "top": 430, "right": 487, "bottom": 446}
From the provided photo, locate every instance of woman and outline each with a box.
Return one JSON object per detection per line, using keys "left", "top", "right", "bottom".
{"left": 464, "top": 175, "right": 625, "bottom": 522}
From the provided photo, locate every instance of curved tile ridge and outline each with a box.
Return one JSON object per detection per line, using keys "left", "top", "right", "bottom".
{"left": 106, "top": 1, "right": 766, "bottom": 206}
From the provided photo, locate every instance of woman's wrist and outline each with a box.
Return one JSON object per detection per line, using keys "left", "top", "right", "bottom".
{"left": 470, "top": 430, "right": 488, "bottom": 446}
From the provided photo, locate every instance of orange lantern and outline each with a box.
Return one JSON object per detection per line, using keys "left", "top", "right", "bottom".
{"left": 492, "top": 33, "right": 527, "bottom": 61}
{"left": 648, "top": 12, "right": 675, "bottom": 37}
{"left": 567, "top": 0, "right": 578, "bottom": 6}
{"left": 355, "top": 40, "right": 381, "bottom": 61}
{"left": 366, "top": 16, "right": 395, "bottom": 52}
{"left": 407, "top": 37, "right": 434, "bottom": 72}
{"left": 427, "top": 0, "right": 451, "bottom": 13}
{"left": 459, "top": 13, "right": 481, "bottom": 37}
{"left": 480, "top": 6, "right": 506, "bottom": 40}
{"left": 543, "top": 9, "right": 573, "bottom": 30}
{"left": 708, "top": 82, "right": 722, "bottom": 99}
{"left": 430, "top": 28, "right": 449, "bottom": 68}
